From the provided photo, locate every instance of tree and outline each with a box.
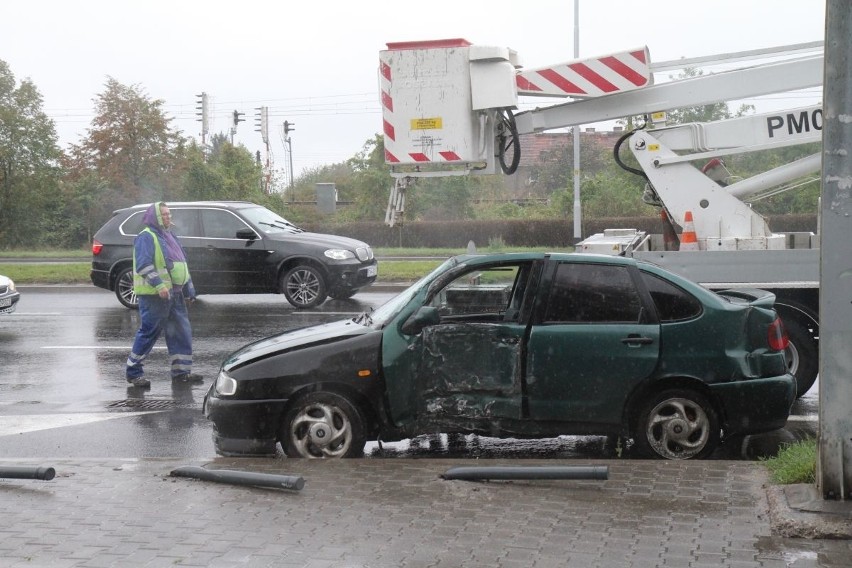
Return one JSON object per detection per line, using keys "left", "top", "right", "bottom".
{"left": 181, "top": 136, "right": 264, "bottom": 203}
{"left": 66, "top": 78, "right": 184, "bottom": 208}
{"left": 0, "top": 59, "right": 63, "bottom": 248}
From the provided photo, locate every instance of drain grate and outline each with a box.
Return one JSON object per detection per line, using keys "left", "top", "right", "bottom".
{"left": 107, "top": 399, "right": 180, "bottom": 411}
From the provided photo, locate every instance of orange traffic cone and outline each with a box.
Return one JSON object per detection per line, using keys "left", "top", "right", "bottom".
{"left": 679, "top": 211, "right": 699, "bottom": 251}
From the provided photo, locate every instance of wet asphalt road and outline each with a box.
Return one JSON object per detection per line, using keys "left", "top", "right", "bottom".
{"left": 0, "top": 287, "right": 818, "bottom": 460}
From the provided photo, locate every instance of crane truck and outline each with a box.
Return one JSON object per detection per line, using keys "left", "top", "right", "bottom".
{"left": 378, "top": 38, "right": 824, "bottom": 397}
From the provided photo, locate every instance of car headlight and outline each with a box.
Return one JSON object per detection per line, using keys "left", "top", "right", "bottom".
{"left": 7, "top": 279, "right": 15, "bottom": 291}
{"left": 324, "top": 249, "right": 356, "bottom": 260}
{"left": 215, "top": 370, "right": 238, "bottom": 396}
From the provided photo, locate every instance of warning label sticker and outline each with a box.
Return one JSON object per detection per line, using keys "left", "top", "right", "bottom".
{"left": 411, "top": 118, "right": 442, "bottom": 130}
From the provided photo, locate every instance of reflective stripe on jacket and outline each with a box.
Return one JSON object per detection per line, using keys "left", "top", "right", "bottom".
{"left": 133, "top": 227, "right": 191, "bottom": 295}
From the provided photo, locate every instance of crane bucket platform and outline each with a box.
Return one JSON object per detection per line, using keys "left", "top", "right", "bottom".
{"left": 379, "top": 39, "right": 652, "bottom": 177}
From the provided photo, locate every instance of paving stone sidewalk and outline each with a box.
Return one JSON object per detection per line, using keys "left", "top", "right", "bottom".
{"left": 1, "top": 458, "right": 850, "bottom": 568}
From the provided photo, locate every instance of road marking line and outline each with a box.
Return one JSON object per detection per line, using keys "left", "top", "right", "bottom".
{"left": 0, "top": 412, "right": 164, "bottom": 437}
{"left": 41, "top": 346, "right": 166, "bottom": 350}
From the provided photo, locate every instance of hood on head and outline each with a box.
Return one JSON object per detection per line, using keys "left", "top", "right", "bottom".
{"left": 142, "top": 202, "right": 166, "bottom": 229}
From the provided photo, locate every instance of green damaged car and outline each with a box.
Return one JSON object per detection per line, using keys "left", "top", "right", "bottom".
{"left": 205, "top": 252, "right": 796, "bottom": 460}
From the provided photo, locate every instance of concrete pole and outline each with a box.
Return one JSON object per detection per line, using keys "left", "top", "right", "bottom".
{"left": 572, "top": 0, "right": 582, "bottom": 242}
{"left": 818, "top": 0, "right": 852, "bottom": 500}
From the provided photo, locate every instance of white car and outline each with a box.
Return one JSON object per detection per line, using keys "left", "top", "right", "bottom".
{"left": 0, "top": 274, "right": 20, "bottom": 314}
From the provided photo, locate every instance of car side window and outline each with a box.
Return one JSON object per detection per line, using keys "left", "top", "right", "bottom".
{"left": 120, "top": 212, "right": 146, "bottom": 236}
{"left": 200, "top": 209, "right": 252, "bottom": 239}
{"left": 428, "top": 264, "right": 524, "bottom": 320}
{"left": 169, "top": 208, "right": 201, "bottom": 237}
{"left": 640, "top": 271, "right": 702, "bottom": 322}
{"left": 544, "top": 263, "right": 643, "bottom": 324}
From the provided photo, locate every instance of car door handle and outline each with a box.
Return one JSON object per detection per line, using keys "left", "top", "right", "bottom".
{"left": 497, "top": 336, "right": 520, "bottom": 345}
{"left": 621, "top": 335, "right": 654, "bottom": 346}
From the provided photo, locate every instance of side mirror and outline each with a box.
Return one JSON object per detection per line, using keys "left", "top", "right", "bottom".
{"left": 400, "top": 306, "right": 440, "bottom": 335}
{"left": 236, "top": 228, "right": 257, "bottom": 240}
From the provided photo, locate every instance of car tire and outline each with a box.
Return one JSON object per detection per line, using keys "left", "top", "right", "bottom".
{"left": 328, "top": 288, "right": 358, "bottom": 301}
{"left": 115, "top": 266, "right": 139, "bottom": 309}
{"left": 782, "top": 317, "right": 818, "bottom": 398}
{"left": 281, "top": 265, "right": 328, "bottom": 309}
{"left": 281, "top": 391, "right": 367, "bottom": 458}
{"left": 634, "top": 389, "right": 720, "bottom": 460}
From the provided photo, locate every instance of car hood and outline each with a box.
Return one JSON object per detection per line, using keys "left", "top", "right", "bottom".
{"left": 223, "top": 319, "right": 372, "bottom": 370}
{"left": 264, "top": 231, "right": 369, "bottom": 249}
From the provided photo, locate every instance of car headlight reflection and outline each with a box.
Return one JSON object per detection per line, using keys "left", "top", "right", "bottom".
{"left": 324, "top": 249, "right": 356, "bottom": 260}
{"left": 215, "top": 370, "right": 238, "bottom": 396}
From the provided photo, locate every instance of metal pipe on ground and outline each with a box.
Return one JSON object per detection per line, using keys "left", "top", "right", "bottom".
{"left": 0, "top": 466, "right": 56, "bottom": 481}
{"left": 442, "top": 465, "right": 609, "bottom": 481}
{"left": 170, "top": 466, "right": 305, "bottom": 490}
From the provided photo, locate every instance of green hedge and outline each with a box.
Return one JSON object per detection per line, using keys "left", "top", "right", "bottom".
{"left": 303, "top": 215, "right": 818, "bottom": 248}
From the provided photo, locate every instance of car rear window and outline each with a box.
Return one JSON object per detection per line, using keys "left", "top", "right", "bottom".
{"left": 640, "top": 271, "right": 702, "bottom": 322}
{"left": 545, "top": 263, "right": 643, "bottom": 323}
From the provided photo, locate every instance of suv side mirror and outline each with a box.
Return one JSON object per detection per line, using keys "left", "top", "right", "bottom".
{"left": 236, "top": 228, "right": 257, "bottom": 240}
{"left": 400, "top": 306, "right": 440, "bottom": 335}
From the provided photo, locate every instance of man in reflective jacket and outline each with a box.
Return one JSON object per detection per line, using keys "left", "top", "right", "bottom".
{"left": 125, "top": 202, "right": 202, "bottom": 388}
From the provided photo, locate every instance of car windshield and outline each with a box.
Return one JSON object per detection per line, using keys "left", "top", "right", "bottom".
{"left": 360, "top": 258, "right": 458, "bottom": 328}
{"left": 239, "top": 206, "right": 302, "bottom": 234}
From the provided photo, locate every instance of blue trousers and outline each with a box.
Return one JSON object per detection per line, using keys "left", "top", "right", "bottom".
{"left": 126, "top": 291, "right": 193, "bottom": 379}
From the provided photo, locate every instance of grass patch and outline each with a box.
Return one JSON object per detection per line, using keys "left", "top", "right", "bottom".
{"left": 760, "top": 438, "right": 817, "bottom": 484}
{"left": 0, "top": 249, "right": 90, "bottom": 259}
{"left": 1, "top": 246, "right": 563, "bottom": 285}
{"left": 1, "top": 261, "right": 441, "bottom": 286}
{"left": 375, "top": 245, "right": 559, "bottom": 257}
{"left": 0, "top": 263, "right": 92, "bottom": 285}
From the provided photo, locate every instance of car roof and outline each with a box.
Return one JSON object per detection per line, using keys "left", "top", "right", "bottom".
{"left": 451, "top": 251, "right": 637, "bottom": 266}
{"left": 115, "top": 201, "right": 259, "bottom": 214}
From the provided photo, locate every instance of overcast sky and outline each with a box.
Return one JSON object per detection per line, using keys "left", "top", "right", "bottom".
{"left": 3, "top": 1, "right": 826, "bottom": 181}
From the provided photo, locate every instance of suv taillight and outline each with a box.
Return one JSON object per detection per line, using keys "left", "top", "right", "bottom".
{"left": 768, "top": 317, "right": 789, "bottom": 351}
{"left": 92, "top": 240, "right": 103, "bottom": 255}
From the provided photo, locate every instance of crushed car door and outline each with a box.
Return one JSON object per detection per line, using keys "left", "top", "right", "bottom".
{"left": 525, "top": 261, "right": 660, "bottom": 426}
{"left": 411, "top": 263, "right": 534, "bottom": 425}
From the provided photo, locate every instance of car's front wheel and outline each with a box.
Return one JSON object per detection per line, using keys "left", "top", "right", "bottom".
{"left": 115, "top": 267, "right": 138, "bottom": 309}
{"left": 281, "top": 392, "right": 367, "bottom": 458}
{"left": 281, "top": 265, "right": 328, "bottom": 309}
{"left": 634, "top": 389, "right": 720, "bottom": 460}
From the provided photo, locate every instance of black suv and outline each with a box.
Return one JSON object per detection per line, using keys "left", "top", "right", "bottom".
{"left": 90, "top": 201, "right": 377, "bottom": 309}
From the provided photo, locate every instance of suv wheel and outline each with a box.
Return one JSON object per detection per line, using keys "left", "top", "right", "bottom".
{"left": 281, "top": 265, "right": 328, "bottom": 309}
{"left": 115, "top": 267, "right": 139, "bottom": 309}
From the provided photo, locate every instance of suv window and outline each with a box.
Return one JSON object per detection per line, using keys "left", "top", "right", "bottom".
{"left": 545, "top": 263, "right": 642, "bottom": 324}
{"left": 117, "top": 208, "right": 201, "bottom": 238}
{"left": 640, "top": 271, "right": 702, "bottom": 322}
{"left": 200, "top": 209, "right": 253, "bottom": 239}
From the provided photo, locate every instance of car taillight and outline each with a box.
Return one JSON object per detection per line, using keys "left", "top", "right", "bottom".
{"left": 768, "top": 317, "right": 789, "bottom": 351}
{"left": 92, "top": 240, "right": 103, "bottom": 255}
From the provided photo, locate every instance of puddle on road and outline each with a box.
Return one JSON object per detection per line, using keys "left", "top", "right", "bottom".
{"left": 756, "top": 535, "right": 852, "bottom": 567}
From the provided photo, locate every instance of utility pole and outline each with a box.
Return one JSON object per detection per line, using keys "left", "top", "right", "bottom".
{"left": 283, "top": 120, "right": 295, "bottom": 199}
{"left": 255, "top": 107, "right": 270, "bottom": 193}
{"left": 818, "top": 0, "right": 852, "bottom": 500}
{"left": 572, "top": 0, "right": 583, "bottom": 243}
{"left": 195, "top": 92, "right": 209, "bottom": 148}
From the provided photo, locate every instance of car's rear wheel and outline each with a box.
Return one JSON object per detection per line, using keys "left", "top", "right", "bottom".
{"left": 281, "top": 265, "right": 328, "bottom": 309}
{"left": 281, "top": 392, "right": 367, "bottom": 458}
{"left": 115, "top": 267, "right": 138, "bottom": 309}
{"left": 782, "top": 317, "right": 818, "bottom": 398}
{"left": 634, "top": 389, "right": 720, "bottom": 460}
{"left": 328, "top": 288, "right": 358, "bottom": 300}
